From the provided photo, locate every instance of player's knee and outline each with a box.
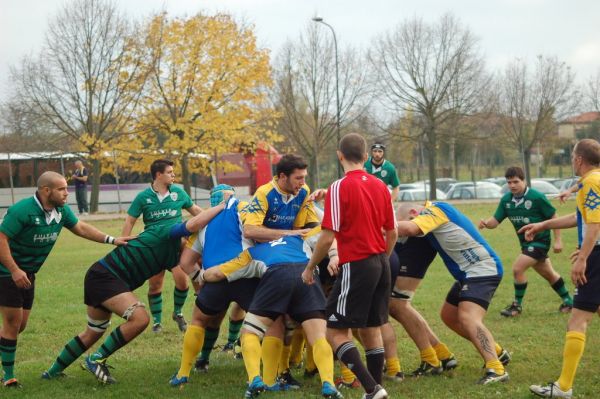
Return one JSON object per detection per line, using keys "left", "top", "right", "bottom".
{"left": 391, "top": 288, "right": 414, "bottom": 302}
{"left": 242, "top": 313, "right": 269, "bottom": 340}
{"left": 87, "top": 316, "right": 111, "bottom": 334}
{"left": 18, "top": 321, "right": 28, "bottom": 333}
{"left": 122, "top": 302, "right": 149, "bottom": 327}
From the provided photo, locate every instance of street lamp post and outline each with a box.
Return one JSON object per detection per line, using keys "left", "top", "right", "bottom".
{"left": 312, "top": 16, "right": 342, "bottom": 178}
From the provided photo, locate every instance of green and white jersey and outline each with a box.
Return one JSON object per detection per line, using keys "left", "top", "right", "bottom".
{"left": 364, "top": 158, "right": 400, "bottom": 190}
{"left": 493, "top": 187, "right": 555, "bottom": 251}
{"left": 99, "top": 224, "right": 182, "bottom": 290}
{"left": 127, "top": 185, "right": 193, "bottom": 229}
{"left": 0, "top": 195, "right": 78, "bottom": 277}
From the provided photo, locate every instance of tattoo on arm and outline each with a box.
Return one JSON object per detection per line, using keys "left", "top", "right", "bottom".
{"left": 476, "top": 326, "right": 495, "bottom": 357}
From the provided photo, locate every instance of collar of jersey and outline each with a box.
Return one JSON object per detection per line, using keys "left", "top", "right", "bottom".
{"left": 270, "top": 178, "right": 298, "bottom": 203}
{"left": 33, "top": 193, "right": 61, "bottom": 225}
{"left": 151, "top": 183, "right": 172, "bottom": 203}
{"left": 579, "top": 168, "right": 600, "bottom": 184}
{"left": 370, "top": 159, "right": 385, "bottom": 172}
{"left": 511, "top": 187, "right": 529, "bottom": 206}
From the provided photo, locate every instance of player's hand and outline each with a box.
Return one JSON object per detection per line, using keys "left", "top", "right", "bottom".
{"left": 309, "top": 189, "right": 327, "bottom": 203}
{"left": 301, "top": 267, "right": 315, "bottom": 285}
{"left": 553, "top": 239, "right": 563, "bottom": 254}
{"left": 327, "top": 255, "right": 340, "bottom": 277}
{"left": 518, "top": 223, "right": 542, "bottom": 241}
{"left": 11, "top": 268, "right": 31, "bottom": 289}
{"left": 569, "top": 249, "right": 580, "bottom": 263}
{"left": 558, "top": 190, "right": 572, "bottom": 204}
{"left": 113, "top": 236, "right": 136, "bottom": 246}
{"left": 571, "top": 256, "right": 587, "bottom": 286}
{"left": 478, "top": 219, "right": 488, "bottom": 230}
{"left": 288, "top": 228, "right": 312, "bottom": 237}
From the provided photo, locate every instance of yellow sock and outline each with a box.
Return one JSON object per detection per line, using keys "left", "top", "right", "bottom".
{"left": 340, "top": 362, "right": 356, "bottom": 383}
{"left": 289, "top": 328, "right": 305, "bottom": 366}
{"left": 241, "top": 333, "right": 262, "bottom": 383}
{"left": 262, "top": 336, "right": 283, "bottom": 385}
{"left": 420, "top": 346, "right": 441, "bottom": 367}
{"left": 312, "top": 337, "right": 334, "bottom": 385}
{"left": 485, "top": 359, "right": 504, "bottom": 375}
{"left": 306, "top": 343, "right": 316, "bottom": 372}
{"left": 495, "top": 343, "right": 503, "bottom": 356}
{"left": 433, "top": 342, "right": 452, "bottom": 361}
{"left": 177, "top": 325, "right": 205, "bottom": 378}
{"left": 278, "top": 344, "right": 291, "bottom": 374}
{"left": 557, "top": 331, "right": 586, "bottom": 392}
{"left": 385, "top": 357, "right": 401, "bottom": 376}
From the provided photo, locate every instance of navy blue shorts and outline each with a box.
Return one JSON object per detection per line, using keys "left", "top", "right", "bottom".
{"left": 195, "top": 278, "right": 260, "bottom": 316}
{"left": 445, "top": 276, "right": 501, "bottom": 310}
{"left": 249, "top": 263, "right": 326, "bottom": 323}
{"left": 573, "top": 248, "right": 600, "bottom": 313}
{"left": 0, "top": 273, "right": 35, "bottom": 309}
{"left": 393, "top": 237, "right": 437, "bottom": 280}
{"left": 521, "top": 246, "right": 549, "bottom": 261}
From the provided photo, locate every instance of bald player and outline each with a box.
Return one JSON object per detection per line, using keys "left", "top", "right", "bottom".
{"left": 0, "top": 172, "right": 131, "bottom": 387}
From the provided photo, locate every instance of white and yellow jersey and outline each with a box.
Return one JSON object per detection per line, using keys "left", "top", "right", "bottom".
{"left": 576, "top": 169, "right": 600, "bottom": 247}
{"left": 411, "top": 202, "right": 503, "bottom": 281}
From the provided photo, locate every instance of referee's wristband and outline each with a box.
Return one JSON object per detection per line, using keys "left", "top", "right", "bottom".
{"left": 104, "top": 235, "right": 116, "bottom": 245}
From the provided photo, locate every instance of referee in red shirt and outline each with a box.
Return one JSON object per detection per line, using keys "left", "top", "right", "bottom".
{"left": 302, "top": 133, "right": 397, "bottom": 399}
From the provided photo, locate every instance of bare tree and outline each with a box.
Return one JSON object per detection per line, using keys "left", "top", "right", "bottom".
{"left": 272, "top": 24, "right": 371, "bottom": 188}
{"left": 369, "top": 13, "right": 487, "bottom": 197}
{"left": 11, "top": 0, "right": 148, "bottom": 212}
{"left": 495, "top": 55, "right": 577, "bottom": 184}
{"left": 585, "top": 68, "right": 600, "bottom": 112}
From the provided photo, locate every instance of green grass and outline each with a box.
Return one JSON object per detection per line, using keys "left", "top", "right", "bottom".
{"left": 3, "top": 202, "right": 599, "bottom": 398}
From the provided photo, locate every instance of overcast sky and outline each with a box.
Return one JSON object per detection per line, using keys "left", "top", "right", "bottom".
{"left": 1, "top": 0, "right": 600, "bottom": 102}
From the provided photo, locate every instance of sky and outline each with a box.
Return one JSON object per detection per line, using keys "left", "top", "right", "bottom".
{"left": 1, "top": 0, "right": 600, "bottom": 102}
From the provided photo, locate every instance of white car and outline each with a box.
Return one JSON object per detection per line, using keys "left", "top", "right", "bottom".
{"left": 398, "top": 188, "right": 447, "bottom": 201}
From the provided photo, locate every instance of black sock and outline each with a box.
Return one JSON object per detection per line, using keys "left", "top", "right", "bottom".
{"left": 335, "top": 341, "right": 376, "bottom": 393}
{"left": 365, "top": 347, "right": 385, "bottom": 384}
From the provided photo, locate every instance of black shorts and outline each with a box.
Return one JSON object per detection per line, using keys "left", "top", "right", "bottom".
{"left": 393, "top": 237, "right": 437, "bottom": 279}
{"left": 326, "top": 253, "right": 390, "bottom": 329}
{"left": 521, "top": 246, "right": 548, "bottom": 261}
{"left": 573, "top": 248, "right": 600, "bottom": 313}
{"left": 445, "top": 276, "right": 501, "bottom": 310}
{"left": 249, "top": 263, "right": 326, "bottom": 323}
{"left": 317, "top": 257, "right": 337, "bottom": 291}
{"left": 0, "top": 273, "right": 35, "bottom": 309}
{"left": 196, "top": 278, "right": 260, "bottom": 316}
{"left": 84, "top": 263, "right": 131, "bottom": 308}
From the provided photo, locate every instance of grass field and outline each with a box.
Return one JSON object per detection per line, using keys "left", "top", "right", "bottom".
{"left": 2, "top": 201, "right": 599, "bottom": 398}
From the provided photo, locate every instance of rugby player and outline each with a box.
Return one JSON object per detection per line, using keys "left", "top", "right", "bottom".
{"left": 480, "top": 166, "right": 572, "bottom": 317}
{"left": 41, "top": 201, "right": 226, "bottom": 383}
{"left": 396, "top": 201, "right": 510, "bottom": 385}
{"left": 121, "top": 159, "right": 202, "bottom": 333}
{"left": 363, "top": 143, "right": 400, "bottom": 201}
{"left": 527, "top": 139, "right": 600, "bottom": 398}
{"left": 0, "top": 171, "right": 130, "bottom": 388}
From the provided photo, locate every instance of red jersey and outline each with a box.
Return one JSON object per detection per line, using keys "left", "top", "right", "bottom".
{"left": 322, "top": 169, "right": 396, "bottom": 264}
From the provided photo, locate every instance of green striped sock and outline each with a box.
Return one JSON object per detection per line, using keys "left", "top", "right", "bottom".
{"left": 90, "top": 327, "right": 127, "bottom": 361}
{"left": 173, "top": 288, "right": 189, "bottom": 316}
{"left": 514, "top": 282, "right": 528, "bottom": 305}
{"left": 552, "top": 277, "right": 573, "bottom": 306}
{"left": 47, "top": 336, "right": 89, "bottom": 376}
{"left": 227, "top": 319, "right": 244, "bottom": 345}
{"left": 0, "top": 337, "right": 17, "bottom": 380}
{"left": 200, "top": 327, "right": 220, "bottom": 361}
{"left": 148, "top": 292, "right": 163, "bottom": 325}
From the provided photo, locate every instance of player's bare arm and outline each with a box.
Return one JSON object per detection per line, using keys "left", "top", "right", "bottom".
{"left": 69, "top": 221, "right": 134, "bottom": 246}
{"left": 0, "top": 231, "right": 31, "bottom": 288}
{"left": 518, "top": 213, "right": 577, "bottom": 241}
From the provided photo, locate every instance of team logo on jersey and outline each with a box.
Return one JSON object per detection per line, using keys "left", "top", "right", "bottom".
{"left": 523, "top": 217, "right": 530, "bottom": 224}
{"left": 33, "top": 232, "right": 59, "bottom": 244}
{"left": 528, "top": 246, "right": 534, "bottom": 252}
{"left": 244, "top": 197, "right": 263, "bottom": 214}
{"left": 34, "top": 217, "right": 41, "bottom": 225}
{"left": 146, "top": 198, "right": 152, "bottom": 204}
{"left": 461, "top": 284, "right": 469, "bottom": 292}
{"left": 524, "top": 200, "right": 532, "bottom": 210}
{"left": 362, "top": 176, "right": 368, "bottom": 181}
{"left": 269, "top": 238, "right": 286, "bottom": 247}
{"left": 506, "top": 203, "right": 510, "bottom": 208}
{"left": 170, "top": 192, "right": 178, "bottom": 201}
{"left": 584, "top": 188, "right": 600, "bottom": 210}
{"left": 381, "top": 170, "right": 388, "bottom": 177}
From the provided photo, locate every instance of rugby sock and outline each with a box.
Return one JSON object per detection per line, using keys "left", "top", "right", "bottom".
{"left": 433, "top": 342, "right": 453, "bottom": 361}
{"left": 148, "top": 292, "right": 163, "bottom": 325}
{"left": 557, "top": 331, "right": 585, "bottom": 391}
{"left": 335, "top": 341, "right": 376, "bottom": 393}
{"left": 47, "top": 336, "right": 89, "bottom": 376}
{"left": 514, "top": 282, "right": 528, "bottom": 305}
{"left": 278, "top": 344, "right": 291, "bottom": 374}
{"left": 312, "top": 337, "right": 334, "bottom": 385}
{"left": 485, "top": 359, "right": 505, "bottom": 375}
{"left": 289, "top": 328, "right": 305, "bottom": 366}
{"left": 385, "top": 356, "right": 401, "bottom": 377}
{"left": 305, "top": 343, "right": 317, "bottom": 373}
{"left": 199, "top": 327, "right": 220, "bottom": 361}
{"left": 241, "top": 333, "right": 262, "bottom": 383}
{"left": 262, "top": 336, "right": 283, "bottom": 385}
{"left": 90, "top": 327, "right": 127, "bottom": 361}
{"left": 177, "top": 325, "right": 204, "bottom": 378}
{"left": 365, "top": 347, "right": 385, "bottom": 384}
{"left": 420, "top": 346, "right": 441, "bottom": 367}
{"left": 227, "top": 318, "right": 243, "bottom": 345}
{"left": 551, "top": 277, "right": 573, "bottom": 306}
{"left": 495, "top": 343, "right": 503, "bottom": 356}
{"left": 340, "top": 363, "right": 357, "bottom": 383}
{"left": 0, "top": 337, "right": 17, "bottom": 380}
{"left": 173, "top": 288, "right": 189, "bottom": 316}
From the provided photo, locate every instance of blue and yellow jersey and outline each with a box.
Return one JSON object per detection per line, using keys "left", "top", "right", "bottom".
{"left": 575, "top": 169, "right": 600, "bottom": 247}
{"left": 243, "top": 178, "right": 318, "bottom": 230}
{"left": 217, "top": 230, "right": 320, "bottom": 281}
{"left": 186, "top": 198, "right": 252, "bottom": 268}
{"left": 411, "top": 202, "right": 502, "bottom": 281}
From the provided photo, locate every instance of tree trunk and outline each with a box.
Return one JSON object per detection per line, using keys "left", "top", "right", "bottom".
{"left": 523, "top": 148, "right": 532, "bottom": 187}
{"left": 89, "top": 158, "right": 101, "bottom": 213}
{"left": 181, "top": 154, "right": 191, "bottom": 196}
{"left": 426, "top": 127, "right": 437, "bottom": 200}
